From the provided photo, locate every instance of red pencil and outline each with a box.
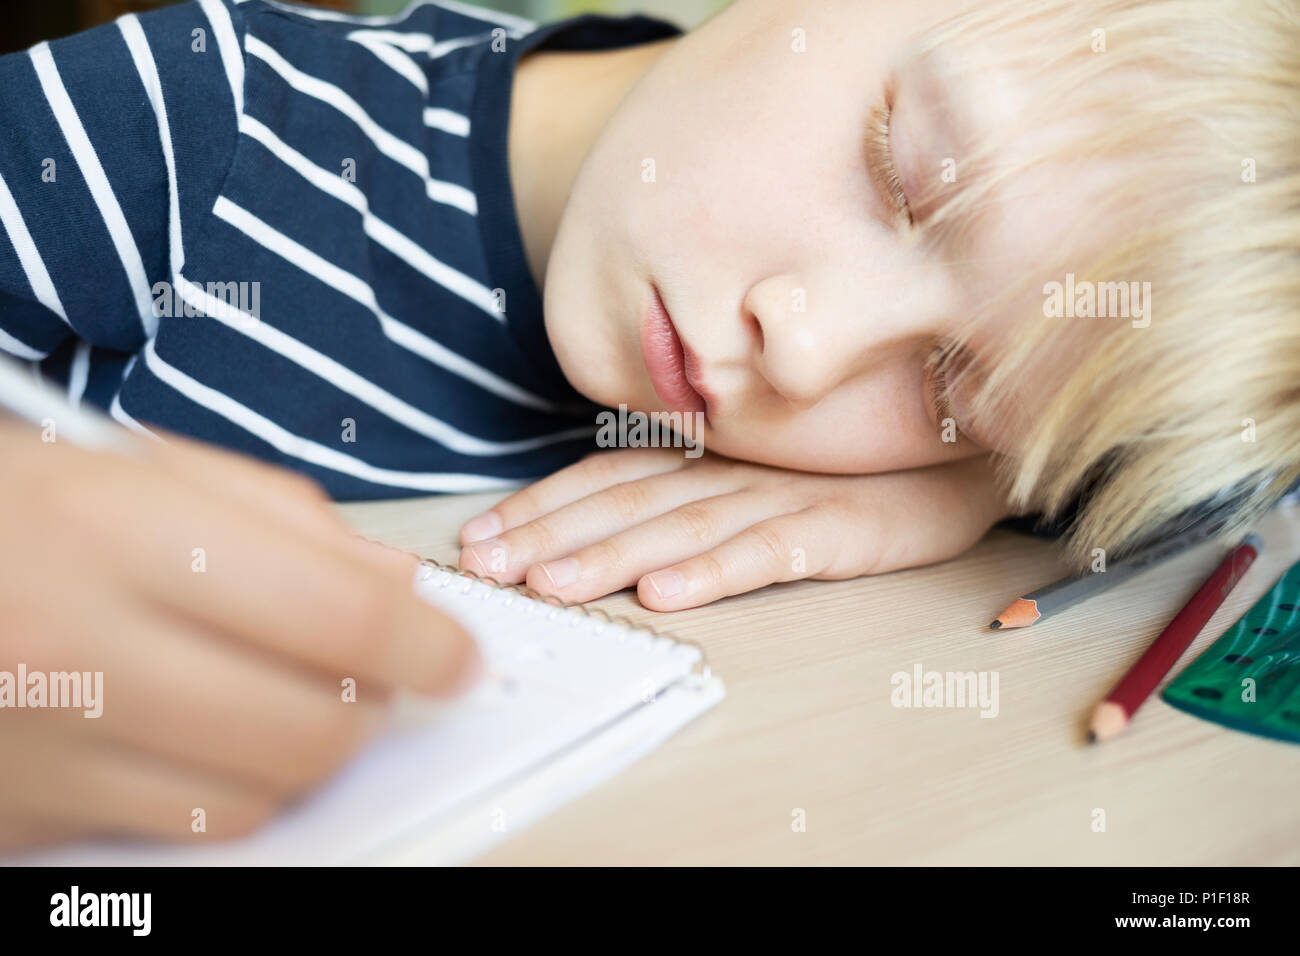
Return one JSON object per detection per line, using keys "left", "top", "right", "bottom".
{"left": 1088, "top": 533, "right": 1262, "bottom": 743}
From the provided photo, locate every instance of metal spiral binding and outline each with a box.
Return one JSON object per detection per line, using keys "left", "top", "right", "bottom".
{"left": 362, "top": 538, "right": 711, "bottom": 679}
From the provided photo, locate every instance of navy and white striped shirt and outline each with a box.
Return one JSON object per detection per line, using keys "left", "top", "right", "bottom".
{"left": 0, "top": 0, "right": 678, "bottom": 498}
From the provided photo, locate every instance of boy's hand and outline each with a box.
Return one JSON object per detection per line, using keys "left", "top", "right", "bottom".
{"left": 0, "top": 420, "right": 478, "bottom": 850}
{"left": 458, "top": 448, "right": 1011, "bottom": 610}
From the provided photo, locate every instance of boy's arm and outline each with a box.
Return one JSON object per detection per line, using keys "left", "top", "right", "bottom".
{"left": 457, "top": 449, "right": 1013, "bottom": 610}
{"left": 0, "top": 419, "right": 479, "bottom": 849}
{"left": 0, "top": 0, "right": 243, "bottom": 365}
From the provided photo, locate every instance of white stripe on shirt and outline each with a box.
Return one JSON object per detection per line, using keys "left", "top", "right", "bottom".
{"left": 0, "top": 327, "right": 47, "bottom": 361}
{"left": 174, "top": 269, "right": 592, "bottom": 455}
{"left": 245, "top": 35, "right": 477, "bottom": 216}
{"left": 110, "top": 20, "right": 577, "bottom": 462}
{"left": 429, "top": 30, "right": 523, "bottom": 58}
{"left": 343, "top": 26, "right": 525, "bottom": 89}
{"left": 178, "top": 276, "right": 587, "bottom": 458}
{"left": 29, "top": 42, "right": 158, "bottom": 337}
{"left": 422, "top": 107, "right": 470, "bottom": 136}
{"left": 347, "top": 31, "right": 428, "bottom": 95}
{"left": 238, "top": 114, "right": 497, "bottom": 317}
{"left": 143, "top": 337, "right": 530, "bottom": 493}
{"left": 0, "top": 170, "right": 69, "bottom": 325}
{"left": 67, "top": 340, "right": 91, "bottom": 406}
{"left": 118, "top": 15, "right": 184, "bottom": 276}
{"left": 348, "top": 28, "right": 437, "bottom": 54}
{"left": 248, "top": 0, "right": 535, "bottom": 34}
{"left": 109, "top": 394, "right": 162, "bottom": 439}
{"left": 208, "top": 199, "right": 578, "bottom": 427}
{"left": 109, "top": 354, "right": 162, "bottom": 439}
{"left": 198, "top": 0, "right": 245, "bottom": 116}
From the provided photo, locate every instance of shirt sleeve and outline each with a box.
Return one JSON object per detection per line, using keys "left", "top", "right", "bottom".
{"left": 0, "top": 0, "right": 245, "bottom": 361}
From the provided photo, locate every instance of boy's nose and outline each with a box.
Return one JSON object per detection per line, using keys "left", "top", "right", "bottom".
{"left": 744, "top": 274, "right": 868, "bottom": 409}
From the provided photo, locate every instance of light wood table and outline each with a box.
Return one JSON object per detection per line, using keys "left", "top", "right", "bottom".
{"left": 339, "top": 493, "right": 1300, "bottom": 865}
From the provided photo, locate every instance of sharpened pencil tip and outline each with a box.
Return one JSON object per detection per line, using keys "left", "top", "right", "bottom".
{"left": 989, "top": 620, "right": 1002, "bottom": 630}
{"left": 1087, "top": 730, "right": 1097, "bottom": 744}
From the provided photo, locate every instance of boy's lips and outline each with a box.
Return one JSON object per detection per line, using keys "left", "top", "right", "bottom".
{"left": 639, "top": 285, "right": 710, "bottom": 417}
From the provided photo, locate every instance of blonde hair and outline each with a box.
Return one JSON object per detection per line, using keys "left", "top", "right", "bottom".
{"left": 911, "top": 0, "right": 1300, "bottom": 564}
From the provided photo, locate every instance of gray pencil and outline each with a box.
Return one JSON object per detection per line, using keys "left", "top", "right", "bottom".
{"left": 989, "top": 526, "right": 1215, "bottom": 629}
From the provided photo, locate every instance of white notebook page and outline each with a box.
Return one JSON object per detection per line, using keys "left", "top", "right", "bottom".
{"left": 13, "top": 563, "right": 723, "bottom": 865}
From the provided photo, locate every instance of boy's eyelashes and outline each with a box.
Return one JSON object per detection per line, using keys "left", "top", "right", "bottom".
{"left": 922, "top": 340, "right": 1006, "bottom": 453}
{"left": 923, "top": 340, "right": 977, "bottom": 445}
{"left": 866, "top": 99, "right": 914, "bottom": 229}
{"left": 925, "top": 348, "right": 956, "bottom": 431}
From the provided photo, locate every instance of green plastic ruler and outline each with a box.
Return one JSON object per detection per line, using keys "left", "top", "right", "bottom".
{"left": 1162, "top": 559, "right": 1300, "bottom": 744}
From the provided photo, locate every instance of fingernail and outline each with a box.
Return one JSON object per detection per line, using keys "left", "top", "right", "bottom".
{"left": 451, "top": 644, "right": 486, "bottom": 696}
{"left": 467, "top": 539, "right": 510, "bottom": 576}
{"left": 645, "top": 570, "right": 684, "bottom": 599}
{"left": 538, "top": 557, "right": 579, "bottom": 590}
{"left": 461, "top": 511, "right": 503, "bottom": 543}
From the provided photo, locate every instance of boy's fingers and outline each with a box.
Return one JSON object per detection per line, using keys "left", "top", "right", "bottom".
{"left": 91, "top": 465, "right": 478, "bottom": 697}
{"left": 4, "top": 730, "right": 281, "bottom": 842}
{"left": 522, "top": 492, "right": 775, "bottom": 603}
{"left": 0, "top": 816, "right": 93, "bottom": 852}
{"left": 152, "top": 431, "right": 354, "bottom": 539}
{"left": 67, "top": 610, "right": 389, "bottom": 797}
{"left": 157, "top": 433, "right": 417, "bottom": 572}
{"left": 635, "top": 513, "right": 826, "bottom": 611}
{"left": 459, "top": 447, "right": 687, "bottom": 545}
{"left": 457, "top": 464, "right": 738, "bottom": 583}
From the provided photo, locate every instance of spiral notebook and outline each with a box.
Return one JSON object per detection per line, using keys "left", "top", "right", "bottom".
{"left": 17, "top": 560, "right": 724, "bottom": 866}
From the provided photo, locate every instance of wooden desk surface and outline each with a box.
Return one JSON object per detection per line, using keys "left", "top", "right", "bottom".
{"left": 339, "top": 493, "right": 1300, "bottom": 865}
